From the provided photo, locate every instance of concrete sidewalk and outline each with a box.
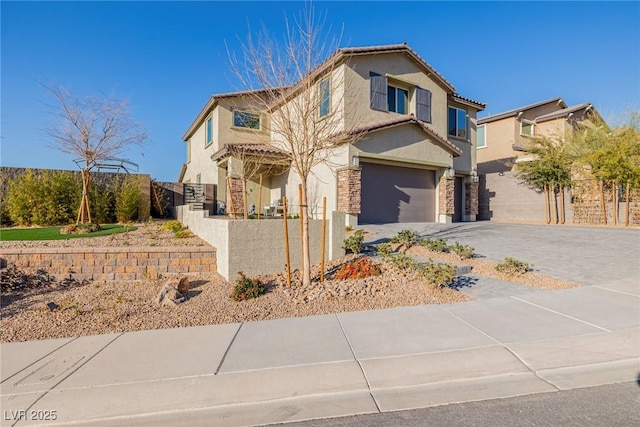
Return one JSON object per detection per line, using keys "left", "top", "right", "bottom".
{"left": 2, "top": 223, "right": 639, "bottom": 426}
{"left": 2, "top": 284, "right": 638, "bottom": 426}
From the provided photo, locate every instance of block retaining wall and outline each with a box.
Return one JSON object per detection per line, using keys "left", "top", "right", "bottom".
{"left": 0, "top": 247, "right": 216, "bottom": 281}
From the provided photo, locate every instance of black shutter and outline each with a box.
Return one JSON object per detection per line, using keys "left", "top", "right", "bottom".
{"left": 416, "top": 87, "right": 432, "bottom": 123}
{"left": 370, "top": 72, "right": 387, "bottom": 111}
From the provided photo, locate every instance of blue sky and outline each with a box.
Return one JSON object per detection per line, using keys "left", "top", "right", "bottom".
{"left": 2, "top": 1, "right": 639, "bottom": 182}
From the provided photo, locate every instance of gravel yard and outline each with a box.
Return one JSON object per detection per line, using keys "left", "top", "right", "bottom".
{"left": 1, "top": 221, "right": 577, "bottom": 343}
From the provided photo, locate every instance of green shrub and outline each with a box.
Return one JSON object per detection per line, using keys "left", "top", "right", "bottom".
{"left": 420, "top": 237, "right": 448, "bottom": 252}
{"left": 230, "top": 272, "right": 266, "bottom": 301}
{"left": 174, "top": 229, "right": 192, "bottom": 238}
{"left": 342, "top": 229, "right": 365, "bottom": 254}
{"left": 89, "top": 182, "right": 116, "bottom": 224}
{"left": 449, "top": 242, "right": 475, "bottom": 259}
{"left": 392, "top": 229, "right": 420, "bottom": 250}
{"left": 115, "top": 175, "right": 142, "bottom": 222}
{"left": 387, "top": 253, "right": 417, "bottom": 270}
{"left": 417, "top": 260, "right": 457, "bottom": 288}
{"left": 6, "top": 169, "right": 81, "bottom": 226}
{"left": 162, "top": 220, "right": 184, "bottom": 233}
{"left": 495, "top": 257, "right": 532, "bottom": 275}
{"left": 376, "top": 242, "right": 393, "bottom": 258}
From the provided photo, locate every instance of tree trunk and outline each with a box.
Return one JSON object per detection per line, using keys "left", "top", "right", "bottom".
{"left": 612, "top": 181, "right": 618, "bottom": 226}
{"left": 559, "top": 184, "right": 565, "bottom": 224}
{"left": 625, "top": 181, "right": 631, "bottom": 227}
{"left": 300, "top": 181, "right": 312, "bottom": 287}
{"left": 544, "top": 185, "right": 551, "bottom": 224}
{"left": 242, "top": 179, "right": 248, "bottom": 219}
{"left": 551, "top": 185, "right": 558, "bottom": 224}
{"left": 599, "top": 180, "right": 607, "bottom": 225}
{"left": 77, "top": 168, "right": 92, "bottom": 224}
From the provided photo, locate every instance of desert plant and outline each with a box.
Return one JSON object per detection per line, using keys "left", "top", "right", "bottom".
{"left": 230, "top": 272, "right": 266, "bottom": 301}
{"left": 419, "top": 237, "right": 448, "bottom": 252}
{"left": 449, "top": 242, "right": 475, "bottom": 259}
{"left": 162, "top": 220, "right": 184, "bottom": 233}
{"left": 495, "top": 257, "right": 532, "bottom": 276}
{"left": 174, "top": 229, "right": 192, "bottom": 239}
{"left": 417, "top": 260, "right": 457, "bottom": 288}
{"left": 376, "top": 243, "right": 393, "bottom": 258}
{"left": 389, "top": 229, "right": 420, "bottom": 251}
{"left": 342, "top": 229, "right": 365, "bottom": 254}
{"left": 386, "top": 253, "right": 417, "bottom": 270}
{"left": 115, "top": 175, "right": 143, "bottom": 223}
{"left": 334, "top": 257, "right": 380, "bottom": 280}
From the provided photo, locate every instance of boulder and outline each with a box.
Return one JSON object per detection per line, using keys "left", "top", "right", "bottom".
{"left": 154, "top": 282, "right": 185, "bottom": 308}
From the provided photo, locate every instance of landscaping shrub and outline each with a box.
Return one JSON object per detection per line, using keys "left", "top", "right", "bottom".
{"left": 386, "top": 253, "right": 417, "bottom": 270}
{"left": 6, "top": 169, "right": 81, "bottom": 226}
{"left": 115, "top": 175, "right": 143, "bottom": 222}
{"left": 419, "top": 237, "right": 448, "bottom": 252}
{"left": 449, "top": 241, "right": 475, "bottom": 259}
{"left": 334, "top": 257, "right": 381, "bottom": 280}
{"left": 174, "top": 229, "right": 192, "bottom": 238}
{"left": 230, "top": 272, "right": 266, "bottom": 301}
{"left": 342, "top": 229, "right": 365, "bottom": 254}
{"left": 162, "top": 220, "right": 184, "bottom": 233}
{"left": 389, "top": 229, "right": 420, "bottom": 251}
{"left": 89, "top": 182, "right": 116, "bottom": 224}
{"left": 417, "top": 260, "right": 457, "bottom": 288}
{"left": 375, "top": 242, "right": 393, "bottom": 257}
{"left": 495, "top": 257, "right": 532, "bottom": 275}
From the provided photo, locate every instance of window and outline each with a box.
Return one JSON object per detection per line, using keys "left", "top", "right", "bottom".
{"left": 233, "top": 111, "right": 261, "bottom": 129}
{"left": 448, "top": 106, "right": 468, "bottom": 139}
{"left": 477, "top": 125, "right": 486, "bottom": 148}
{"left": 521, "top": 120, "right": 535, "bottom": 137}
{"left": 196, "top": 174, "right": 201, "bottom": 184}
{"left": 187, "top": 139, "right": 191, "bottom": 162}
{"left": 318, "top": 78, "right": 330, "bottom": 118}
{"left": 388, "top": 86, "right": 409, "bottom": 114}
{"left": 205, "top": 117, "right": 213, "bottom": 146}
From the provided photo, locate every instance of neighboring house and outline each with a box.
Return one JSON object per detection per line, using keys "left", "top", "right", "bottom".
{"left": 476, "top": 97, "right": 601, "bottom": 174}
{"left": 180, "top": 43, "right": 485, "bottom": 225}
{"left": 475, "top": 97, "right": 602, "bottom": 222}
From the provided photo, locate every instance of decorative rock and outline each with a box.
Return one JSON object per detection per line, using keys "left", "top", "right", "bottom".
{"left": 154, "top": 282, "right": 185, "bottom": 308}
{"left": 176, "top": 276, "right": 190, "bottom": 293}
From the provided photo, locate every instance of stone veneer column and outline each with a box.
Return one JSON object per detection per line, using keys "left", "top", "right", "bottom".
{"left": 439, "top": 176, "right": 455, "bottom": 221}
{"left": 337, "top": 167, "right": 361, "bottom": 215}
{"left": 465, "top": 182, "right": 479, "bottom": 217}
{"left": 226, "top": 177, "right": 244, "bottom": 217}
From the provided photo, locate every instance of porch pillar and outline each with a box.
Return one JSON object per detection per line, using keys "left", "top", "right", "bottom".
{"left": 438, "top": 176, "right": 455, "bottom": 223}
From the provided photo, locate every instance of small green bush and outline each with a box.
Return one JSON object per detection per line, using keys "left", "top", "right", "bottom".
{"left": 449, "top": 242, "right": 475, "bottom": 259}
{"left": 376, "top": 242, "right": 393, "bottom": 258}
{"left": 417, "top": 260, "right": 457, "bottom": 288}
{"left": 387, "top": 253, "right": 417, "bottom": 270}
{"left": 174, "top": 229, "right": 192, "bottom": 238}
{"left": 230, "top": 272, "right": 266, "bottom": 301}
{"left": 342, "top": 229, "right": 365, "bottom": 254}
{"left": 495, "top": 257, "right": 532, "bottom": 275}
{"left": 389, "top": 229, "right": 420, "bottom": 252}
{"left": 162, "top": 220, "right": 184, "bottom": 233}
{"left": 419, "top": 237, "right": 448, "bottom": 252}
{"left": 115, "top": 175, "right": 142, "bottom": 223}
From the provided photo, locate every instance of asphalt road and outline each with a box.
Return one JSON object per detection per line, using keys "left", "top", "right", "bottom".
{"left": 278, "top": 382, "right": 640, "bottom": 427}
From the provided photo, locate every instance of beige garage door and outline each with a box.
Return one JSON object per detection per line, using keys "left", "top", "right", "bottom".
{"left": 360, "top": 162, "right": 435, "bottom": 223}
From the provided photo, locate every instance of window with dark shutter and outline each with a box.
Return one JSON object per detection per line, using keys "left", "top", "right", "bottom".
{"left": 370, "top": 72, "right": 387, "bottom": 111}
{"left": 416, "top": 87, "right": 432, "bottom": 123}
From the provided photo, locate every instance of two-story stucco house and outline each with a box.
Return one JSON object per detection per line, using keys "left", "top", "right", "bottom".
{"left": 475, "top": 97, "right": 602, "bottom": 222}
{"left": 180, "top": 43, "right": 485, "bottom": 225}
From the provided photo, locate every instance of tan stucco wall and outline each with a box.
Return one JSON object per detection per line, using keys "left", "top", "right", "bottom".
{"left": 182, "top": 107, "right": 219, "bottom": 184}
{"left": 477, "top": 117, "right": 518, "bottom": 166}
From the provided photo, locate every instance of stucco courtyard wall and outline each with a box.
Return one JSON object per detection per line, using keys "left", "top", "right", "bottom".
{"left": 177, "top": 206, "right": 345, "bottom": 280}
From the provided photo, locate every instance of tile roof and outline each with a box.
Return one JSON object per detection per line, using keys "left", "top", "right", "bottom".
{"left": 344, "top": 114, "right": 463, "bottom": 157}
{"left": 210, "top": 143, "right": 289, "bottom": 162}
{"left": 534, "top": 103, "right": 593, "bottom": 122}
{"left": 450, "top": 93, "right": 486, "bottom": 110}
{"left": 477, "top": 97, "right": 566, "bottom": 124}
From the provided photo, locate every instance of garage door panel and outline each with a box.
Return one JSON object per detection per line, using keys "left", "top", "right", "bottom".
{"left": 360, "top": 162, "right": 435, "bottom": 223}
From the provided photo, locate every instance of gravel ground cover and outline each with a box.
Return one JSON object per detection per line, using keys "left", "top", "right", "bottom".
{"left": 0, "top": 221, "right": 577, "bottom": 343}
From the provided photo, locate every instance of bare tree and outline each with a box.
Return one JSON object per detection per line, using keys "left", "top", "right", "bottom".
{"left": 44, "top": 84, "right": 147, "bottom": 224}
{"left": 228, "top": 6, "right": 361, "bottom": 286}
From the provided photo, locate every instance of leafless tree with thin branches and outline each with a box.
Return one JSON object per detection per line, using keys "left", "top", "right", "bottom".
{"left": 44, "top": 83, "right": 147, "bottom": 224}
{"left": 227, "top": 5, "right": 363, "bottom": 286}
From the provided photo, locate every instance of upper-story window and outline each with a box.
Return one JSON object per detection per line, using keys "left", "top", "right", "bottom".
{"left": 388, "top": 85, "right": 408, "bottom": 114}
{"left": 370, "top": 72, "right": 432, "bottom": 122}
{"left": 448, "top": 106, "right": 467, "bottom": 139}
{"left": 318, "top": 78, "right": 330, "bottom": 118}
{"left": 205, "top": 117, "right": 213, "bottom": 146}
{"left": 233, "top": 111, "right": 261, "bottom": 130}
{"left": 187, "top": 139, "right": 192, "bottom": 162}
{"left": 477, "top": 124, "right": 486, "bottom": 148}
{"left": 520, "top": 120, "right": 535, "bottom": 137}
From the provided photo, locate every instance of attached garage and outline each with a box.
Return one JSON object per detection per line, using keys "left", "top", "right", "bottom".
{"left": 359, "top": 162, "right": 436, "bottom": 223}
